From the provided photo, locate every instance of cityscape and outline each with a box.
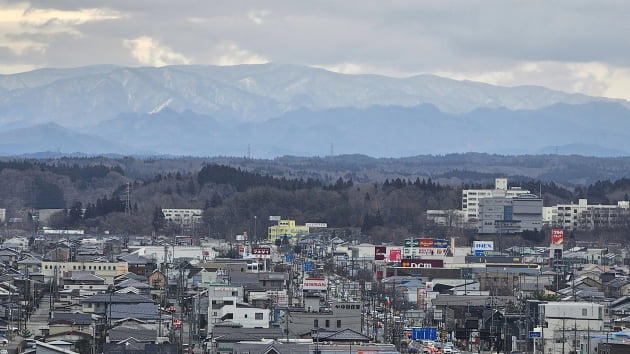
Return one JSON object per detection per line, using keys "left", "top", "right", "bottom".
{"left": 2, "top": 2, "right": 630, "bottom": 354}
{"left": 0, "top": 177, "right": 629, "bottom": 354}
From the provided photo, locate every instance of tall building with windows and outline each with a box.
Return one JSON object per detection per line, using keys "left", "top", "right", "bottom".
{"left": 462, "top": 178, "right": 530, "bottom": 222}
{"left": 549, "top": 199, "right": 630, "bottom": 230}
{"left": 477, "top": 194, "right": 543, "bottom": 234}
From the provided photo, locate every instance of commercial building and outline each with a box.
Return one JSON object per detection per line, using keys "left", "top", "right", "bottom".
{"left": 477, "top": 194, "right": 543, "bottom": 234}
{"left": 267, "top": 219, "right": 309, "bottom": 243}
{"left": 539, "top": 302, "right": 604, "bottom": 354}
{"left": 41, "top": 261, "right": 129, "bottom": 285}
{"left": 462, "top": 178, "right": 530, "bottom": 223}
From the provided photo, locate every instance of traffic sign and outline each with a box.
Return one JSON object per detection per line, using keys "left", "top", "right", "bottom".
{"left": 529, "top": 331, "right": 541, "bottom": 338}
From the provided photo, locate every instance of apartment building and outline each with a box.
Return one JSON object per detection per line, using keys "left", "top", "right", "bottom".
{"left": 548, "top": 199, "right": 630, "bottom": 231}
{"left": 207, "top": 285, "right": 270, "bottom": 334}
{"left": 161, "top": 208, "right": 203, "bottom": 225}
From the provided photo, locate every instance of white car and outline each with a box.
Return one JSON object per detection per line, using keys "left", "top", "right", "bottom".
{"left": 0, "top": 337, "right": 8, "bottom": 345}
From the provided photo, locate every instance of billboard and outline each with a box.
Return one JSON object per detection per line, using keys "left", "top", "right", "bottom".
{"left": 419, "top": 238, "right": 434, "bottom": 248}
{"left": 389, "top": 248, "right": 402, "bottom": 261}
{"left": 375, "top": 246, "right": 386, "bottom": 260}
{"left": 305, "top": 222, "right": 327, "bottom": 228}
{"left": 405, "top": 238, "right": 449, "bottom": 248}
{"left": 551, "top": 229, "right": 564, "bottom": 245}
{"left": 400, "top": 259, "right": 444, "bottom": 268}
{"left": 269, "top": 215, "right": 281, "bottom": 221}
{"left": 252, "top": 247, "right": 271, "bottom": 258}
{"left": 473, "top": 241, "right": 494, "bottom": 251}
{"left": 303, "top": 277, "right": 328, "bottom": 291}
{"left": 433, "top": 239, "right": 449, "bottom": 248}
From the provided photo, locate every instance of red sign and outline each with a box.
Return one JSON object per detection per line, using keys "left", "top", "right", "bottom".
{"left": 303, "top": 277, "right": 328, "bottom": 290}
{"left": 419, "top": 238, "right": 434, "bottom": 248}
{"left": 375, "top": 246, "right": 386, "bottom": 261}
{"left": 551, "top": 229, "right": 564, "bottom": 245}
{"left": 400, "top": 259, "right": 444, "bottom": 268}
{"left": 389, "top": 249, "right": 402, "bottom": 261}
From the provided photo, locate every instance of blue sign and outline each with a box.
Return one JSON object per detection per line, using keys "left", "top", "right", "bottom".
{"left": 303, "top": 261, "right": 314, "bottom": 272}
{"left": 474, "top": 250, "right": 492, "bottom": 257}
{"left": 412, "top": 327, "right": 438, "bottom": 341}
{"left": 529, "top": 331, "right": 541, "bottom": 338}
{"left": 285, "top": 254, "right": 294, "bottom": 263}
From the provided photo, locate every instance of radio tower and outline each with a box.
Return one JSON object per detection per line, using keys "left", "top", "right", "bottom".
{"left": 124, "top": 182, "right": 132, "bottom": 215}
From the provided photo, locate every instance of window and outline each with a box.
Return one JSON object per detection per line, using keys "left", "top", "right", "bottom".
{"left": 314, "top": 319, "right": 319, "bottom": 327}
{"left": 337, "top": 320, "right": 341, "bottom": 328}
{"left": 582, "top": 308, "right": 587, "bottom": 316}
{"left": 255, "top": 313, "right": 263, "bottom": 320}
{"left": 325, "top": 320, "right": 330, "bottom": 328}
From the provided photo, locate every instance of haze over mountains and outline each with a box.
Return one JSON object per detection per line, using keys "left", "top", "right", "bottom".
{"left": 0, "top": 63, "right": 628, "bottom": 157}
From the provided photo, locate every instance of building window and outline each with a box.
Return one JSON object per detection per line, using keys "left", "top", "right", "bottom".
{"left": 325, "top": 320, "right": 330, "bottom": 328}
{"left": 255, "top": 313, "right": 263, "bottom": 320}
{"left": 337, "top": 320, "right": 341, "bottom": 328}
{"left": 314, "top": 319, "right": 319, "bottom": 327}
{"left": 582, "top": 308, "right": 587, "bottom": 316}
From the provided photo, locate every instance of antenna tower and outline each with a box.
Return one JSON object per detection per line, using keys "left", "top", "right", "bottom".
{"left": 124, "top": 182, "right": 132, "bottom": 215}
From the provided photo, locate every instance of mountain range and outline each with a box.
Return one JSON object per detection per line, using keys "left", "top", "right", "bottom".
{"left": 0, "top": 63, "right": 629, "bottom": 157}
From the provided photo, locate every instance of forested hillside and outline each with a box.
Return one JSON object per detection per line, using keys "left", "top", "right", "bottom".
{"left": 2, "top": 156, "right": 630, "bottom": 244}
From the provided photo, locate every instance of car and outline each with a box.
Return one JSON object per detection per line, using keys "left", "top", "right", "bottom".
{"left": 0, "top": 336, "right": 7, "bottom": 345}
{"left": 0, "top": 349, "right": 7, "bottom": 354}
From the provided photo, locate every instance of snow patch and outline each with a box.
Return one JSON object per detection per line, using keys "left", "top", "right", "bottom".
{"left": 149, "top": 98, "right": 172, "bottom": 114}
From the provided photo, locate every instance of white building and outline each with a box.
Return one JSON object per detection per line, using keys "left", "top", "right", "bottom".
{"left": 551, "top": 199, "right": 630, "bottom": 231}
{"left": 462, "top": 178, "right": 530, "bottom": 222}
{"left": 477, "top": 194, "right": 543, "bottom": 234}
{"left": 0, "top": 208, "right": 5, "bottom": 223}
{"left": 162, "top": 208, "right": 203, "bottom": 225}
{"left": 539, "top": 302, "right": 603, "bottom": 354}
{"left": 207, "top": 287, "right": 270, "bottom": 334}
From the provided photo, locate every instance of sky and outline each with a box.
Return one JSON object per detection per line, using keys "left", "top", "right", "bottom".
{"left": 1, "top": 0, "right": 630, "bottom": 100}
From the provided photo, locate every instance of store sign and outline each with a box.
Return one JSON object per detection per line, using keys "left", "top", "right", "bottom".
{"left": 400, "top": 259, "right": 444, "bottom": 268}
{"left": 252, "top": 247, "right": 271, "bottom": 258}
{"left": 389, "top": 248, "right": 402, "bottom": 261}
{"left": 473, "top": 241, "right": 494, "bottom": 251}
{"left": 375, "top": 246, "right": 386, "bottom": 260}
{"left": 303, "top": 277, "right": 328, "bottom": 290}
{"left": 551, "top": 229, "right": 564, "bottom": 245}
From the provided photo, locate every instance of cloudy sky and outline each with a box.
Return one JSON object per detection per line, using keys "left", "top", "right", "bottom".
{"left": 2, "top": 0, "right": 630, "bottom": 100}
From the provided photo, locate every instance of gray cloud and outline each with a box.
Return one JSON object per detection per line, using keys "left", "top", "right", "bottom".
{"left": 2, "top": 1, "right": 630, "bottom": 99}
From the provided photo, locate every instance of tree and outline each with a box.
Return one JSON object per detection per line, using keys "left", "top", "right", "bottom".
{"left": 152, "top": 206, "right": 166, "bottom": 232}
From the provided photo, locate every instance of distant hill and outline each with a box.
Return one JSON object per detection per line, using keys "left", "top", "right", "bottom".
{"left": 0, "top": 122, "right": 146, "bottom": 155}
{"left": 0, "top": 101, "right": 629, "bottom": 158}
